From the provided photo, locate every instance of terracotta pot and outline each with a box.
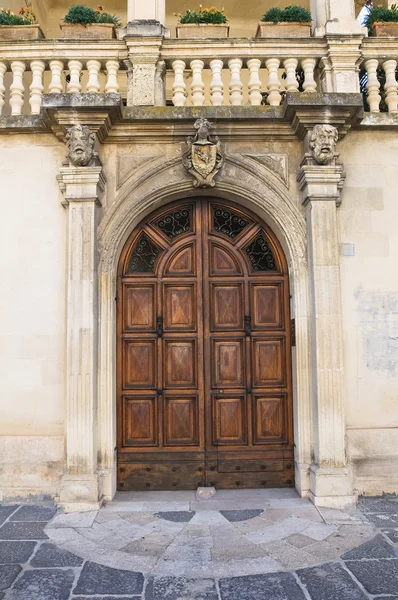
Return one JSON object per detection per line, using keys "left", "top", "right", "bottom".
{"left": 372, "top": 21, "right": 398, "bottom": 36}
{"left": 0, "top": 24, "right": 44, "bottom": 40}
{"left": 176, "top": 23, "right": 230, "bottom": 38}
{"left": 60, "top": 22, "right": 116, "bottom": 39}
{"left": 256, "top": 21, "right": 311, "bottom": 37}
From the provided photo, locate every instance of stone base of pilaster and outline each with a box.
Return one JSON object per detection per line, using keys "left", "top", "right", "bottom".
{"left": 309, "top": 465, "right": 356, "bottom": 508}
{"left": 58, "top": 473, "right": 103, "bottom": 513}
{"left": 314, "top": 20, "right": 366, "bottom": 37}
{"left": 100, "top": 466, "right": 117, "bottom": 502}
{"left": 295, "top": 462, "right": 311, "bottom": 497}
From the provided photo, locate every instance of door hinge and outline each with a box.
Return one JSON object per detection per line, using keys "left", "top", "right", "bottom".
{"left": 291, "top": 318, "right": 296, "bottom": 347}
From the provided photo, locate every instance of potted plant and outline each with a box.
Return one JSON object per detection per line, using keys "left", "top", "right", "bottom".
{"left": 60, "top": 4, "right": 121, "bottom": 39}
{"left": 256, "top": 5, "right": 312, "bottom": 37}
{"left": 0, "top": 7, "right": 43, "bottom": 40}
{"left": 364, "top": 4, "right": 398, "bottom": 36}
{"left": 176, "top": 5, "right": 229, "bottom": 38}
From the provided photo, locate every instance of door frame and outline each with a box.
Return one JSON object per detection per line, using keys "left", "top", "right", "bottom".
{"left": 96, "top": 155, "right": 314, "bottom": 502}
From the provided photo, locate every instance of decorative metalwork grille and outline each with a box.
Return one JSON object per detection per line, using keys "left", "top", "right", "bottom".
{"left": 155, "top": 207, "right": 192, "bottom": 239}
{"left": 213, "top": 207, "right": 250, "bottom": 238}
{"left": 128, "top": 234, "right": 162, "bottom": 273}
{"left": 244, "top": 232, "right": 278, "bottom": 272}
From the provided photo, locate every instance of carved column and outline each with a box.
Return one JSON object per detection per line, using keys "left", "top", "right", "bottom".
{"left": 57, "top": 126, "right": 105, "bottom": 512}
{"left": 297, "top": 125, "right": 355, "bottom": 508}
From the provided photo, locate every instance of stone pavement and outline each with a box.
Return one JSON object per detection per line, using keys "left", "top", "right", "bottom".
{"left": 0, "top": 490, "right": 398, "bottom": 599}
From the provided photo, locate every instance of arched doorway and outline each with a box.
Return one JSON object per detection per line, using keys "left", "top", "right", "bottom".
{"left": 117, "top": 198, "right": 294, "bottom": 491}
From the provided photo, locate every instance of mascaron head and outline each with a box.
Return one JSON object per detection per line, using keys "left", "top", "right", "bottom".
{"left": 309, "top": 124, "right": 338, "bottom": 165}
{"left": 66, "top": 124, "right": 97, "bottom": 167}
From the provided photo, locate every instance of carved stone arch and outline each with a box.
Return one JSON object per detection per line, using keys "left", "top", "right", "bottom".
{"left": 97, "top": 155, "right": 312, "bottom": 501}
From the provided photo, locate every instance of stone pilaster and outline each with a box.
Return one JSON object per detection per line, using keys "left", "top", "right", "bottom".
{"left": 311, "top": 0, "right": 366, "bottom": 36}
{"left": 297, "top": 126, "right": 355, "bottom": 508}
{"left": 57, "top": 166, "right": 106, "bottom": 512}
{"left": 125, "top": 34, "right": 166, "bottom": 106}
{"left": 320, "top": 36, "right": 364, "bottom": 93}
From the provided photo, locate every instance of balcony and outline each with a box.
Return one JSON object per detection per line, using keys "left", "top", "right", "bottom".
{"left": 0, "top": 31, "right": 397, "bottom": 139}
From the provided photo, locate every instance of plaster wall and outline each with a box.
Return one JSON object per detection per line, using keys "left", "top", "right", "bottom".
{"left": 339, "top": 130, "right": 398, "bottom": 494}
{"left": 0, "top": 134, "right": 66, "bottom": 499}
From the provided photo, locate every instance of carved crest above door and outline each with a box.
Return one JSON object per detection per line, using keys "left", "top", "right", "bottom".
{"left": 182, "top": 118, "right": 224, "bottom": 188}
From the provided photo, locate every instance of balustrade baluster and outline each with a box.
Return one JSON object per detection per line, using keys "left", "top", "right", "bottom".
{"left": 247, "top": 59, "right": 262, "bottom": 106}
{"left": 29, "top": 60, "right": 45, "bottom": 115}
{"left": 228, "top": 58, "right": 243, "bottom": 106}
{"left": 283, "top": 58, "right": 299, "bottom": 92}
{"left": 190, "top": 59, "right": 205, "bottom": 106}
{"left": 67, "top": 60, "right": 83, "bottom": 94}
{"left": 105, "top": 60, "right": 119, "bottom": 93}
{"left": 172, "top": 59, "right": 187, "bottom": 106}
{"left": 0, "top": 62, "right": 6, "bottom": 116}
{"left": 49, "top": 60, "right": 64, "bottom": 94}
{"left": 86, "top": 60, "right": 101, "bottom": 93}
{"left": 302, "top": 58, "right": 317, "bottom": 93}
{"left": 210, "top": 59, "right": 224, "bottom": 106}
{"left": 265, "top": 58, "right": 281, "bottom": 106}
{"left": 10, "top": 61, "right": 26, "bottom": 116}
{"left": 383, "top": 59, "right": 398, "bottom": 113}
{"left": 364, "top": 58, "right": 381, "bottom": 112}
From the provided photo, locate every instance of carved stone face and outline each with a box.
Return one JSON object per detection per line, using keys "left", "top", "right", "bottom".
{"left": 66, "top": 125, "right": 96, "bottom": 167}
{"left": 309, "top": 124, "right": 338, "bottom": 165}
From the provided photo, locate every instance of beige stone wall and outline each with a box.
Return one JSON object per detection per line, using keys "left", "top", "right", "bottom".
{"left": 0, "top": 126, "right": 397, "bottom": 500}
{"left": 339, "top": 130, "right": 398, "bottom": 494}
{"left": 0, "top": 134, "right": 66, "bottom": 499}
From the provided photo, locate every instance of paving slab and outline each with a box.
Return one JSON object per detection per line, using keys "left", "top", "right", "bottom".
{"left": 155, "top": 511, "right": 195, "bottom": 522}
{"left": 46, "top": 511, "right": 97, "bottom": 529}
{"left": 345, "top": 558, "right": 398, "bottom": 595}
{"left": 10, "top": 505, "right": 57, "bottom": 522}
{"left": 219, "top": 572, "right": 307, "bottom": 600}
{"left": 0, "top": 522, "right": 48, "bottom": 540}
{"left": 358, "top": 496, "right": 398, "bottom": 513}
{"left": 382, "top": 528, "right": 398, "bottom": 543}
{"left": 6, "top": 568, "right": 75, "bottom": 600}
{"left": 0, "top": 506, "right": 18, "bottom": 525}
{"left": 364, "top": 512, "right": 398, "bottom": 528}
{"left": 0, "top": 540, "right": 37, "bottom": 564}
{"left": 297, "top": 562, "right": 368, "bottom": 600}
{"left": 145, "top": 576, "right": 219, "bottom": 600}
{"left": 341, "top": 533, "right": 397, "bottom": 560}
{"left": 73, "top": 597, "right": 141, "bottom": 600}
{"left": 74, "top": 561, "right": 144, "bottom": 595}
{"left": 0, "top": 564, "right": 21, "bottom": 591}
{"left": 220, "top": 509, "right": 264, "bottom": 522}
{"left": 31, "top": 542, "right": 84, "bottom": 567}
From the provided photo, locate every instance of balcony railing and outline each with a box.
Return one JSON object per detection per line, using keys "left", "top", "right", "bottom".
{"left": 0, "top": 35, "right": 397, "bottom": 116}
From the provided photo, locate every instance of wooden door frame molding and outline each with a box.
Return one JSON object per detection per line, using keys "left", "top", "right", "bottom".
{"left": 91, "top": 153, "right": 352, "bottom": 508}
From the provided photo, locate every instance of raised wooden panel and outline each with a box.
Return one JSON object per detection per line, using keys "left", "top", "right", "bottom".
{"left": 165, "top": 244, "right": 195, "bottom": 276}
{"left": 211, "top": 284, "right": 243, "bottom": 331}
{"left": 212, "top": 339, "right": 244, "bottom": 387}
{"left": 123, "top": 340, "right": 156, "bottom": 388}
{"left": 213, "top": 396, "right": 246, "bottom": 444}
{"left": 123, "top": 396, "right": 157, "bottom": 446}
{"left": 252, "top": 339, "right": 284, "bottom": 387}
{"left": 164, "top": 284, "right": 196, "bottom": 331}
{"left": 123, "top": 285, "right": 155, "bottom": 331}
{"left": 164, "top": 396, "right": 198, "bottom": 446}
{"left": 164, "top": 340, "right": 196, "bottom": 388}
{"left": 251, "top": 283, "right": 283, "bottom": 329}
{"left": 210, "top": 243, "right": 242, "bottom": 276}
{"left": 253, "top": 396, "right": 284, "bottom": 443}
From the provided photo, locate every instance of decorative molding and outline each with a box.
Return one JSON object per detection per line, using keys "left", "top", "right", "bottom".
{"left": 117, "top": 154, "right": 163, "bottom": 190}
{"left": 243, "top": 153, "right": 288, "bottom": 185}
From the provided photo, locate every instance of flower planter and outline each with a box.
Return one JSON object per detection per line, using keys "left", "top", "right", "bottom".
{"left": 372, "top": 21, "right": 398, "bottom": 36}
{"left": 0, "top": 24, "right": 44, "bottom": 40}
{"left": 60, "top": 22, "right": 116, "bottom": 39}
{"left": 176, "top": 23, "right": 230, "bottom": 38}
{"left": 256, "top": 21, "right": 311, "bottom": 37}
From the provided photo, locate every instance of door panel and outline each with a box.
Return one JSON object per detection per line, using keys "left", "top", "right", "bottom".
{"left": 117, "top": 199, "right": 293, "bottom": 491}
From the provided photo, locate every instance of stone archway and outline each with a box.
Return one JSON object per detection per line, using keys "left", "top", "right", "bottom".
{"left": 96, "top": 155, "right": 313, "bottom": 502}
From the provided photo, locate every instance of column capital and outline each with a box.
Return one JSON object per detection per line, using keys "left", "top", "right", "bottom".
{"left": 57, "top": 166, "right": 106, "bottom": 206}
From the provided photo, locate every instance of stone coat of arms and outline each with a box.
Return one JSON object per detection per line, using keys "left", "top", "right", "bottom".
{"left": 182, "top": 118, "right": 224, "bottom": 188}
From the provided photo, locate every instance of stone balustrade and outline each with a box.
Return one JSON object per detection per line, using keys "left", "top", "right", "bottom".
{"left": 0, "top": 36, "right": 397, "bottom": 115}
{"left": 0, "top": 40, "right": 127, "bottom": 116}
{"left": 361, "top": 38, "right": 398, "bottom": 114}
{"left": 162, "top": 38, "right": 325, "bottom": 107}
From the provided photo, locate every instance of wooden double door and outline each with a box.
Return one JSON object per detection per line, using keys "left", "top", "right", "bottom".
{"left": 117, "top": 199, "right": 294, "bottom": 490}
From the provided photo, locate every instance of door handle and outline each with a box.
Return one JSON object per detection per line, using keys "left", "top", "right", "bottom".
{"left": 245, "top": 315, "right": 251, "bottom": 337}
{"left": 157, "top": 316, "right": 163, "bottom": 337}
